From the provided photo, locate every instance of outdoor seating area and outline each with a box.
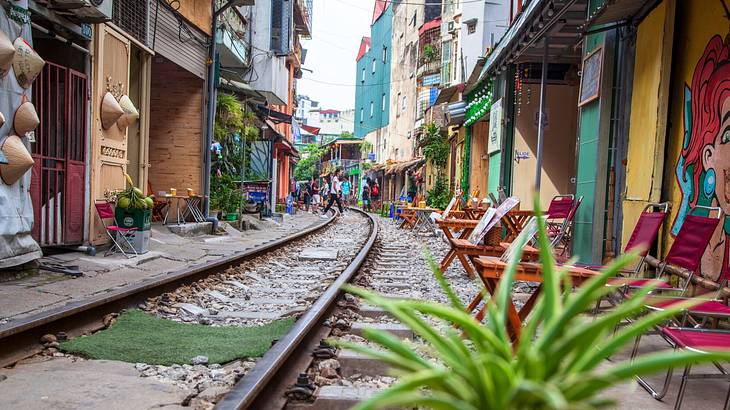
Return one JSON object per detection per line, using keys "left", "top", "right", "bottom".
{"left": 380, "top": 194, "right": 730, "bottom": 409}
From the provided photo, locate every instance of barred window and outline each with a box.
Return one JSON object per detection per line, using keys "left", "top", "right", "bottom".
{"left": 113, "top": 0, "right": 149, "bottom": 46}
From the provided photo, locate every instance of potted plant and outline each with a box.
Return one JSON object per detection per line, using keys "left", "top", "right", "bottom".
{"left": 334, "top": 196, "right": 730, "bottom": 410}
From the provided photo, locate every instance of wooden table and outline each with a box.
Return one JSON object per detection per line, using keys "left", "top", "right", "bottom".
{"left": 163, "top": 195, "right": 206, "bottom": 225}
{"left": 502, "top": 210, "right": 536, "bottom": 242}
{"left": 472, "top": 257, "right": 598, "bottom": 341}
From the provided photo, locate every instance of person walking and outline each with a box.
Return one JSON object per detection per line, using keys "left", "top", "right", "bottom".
{"left": 303, "top": 179, "right": 312, "bottom": 212}
{"left": 311, "top": 177, "right": 320, "bottom": 213}
{"left": 362, "top": 178, "right": 371, "bottom": 212}
{"left": 322, "top": 169, "right": 344, "bottom": 217}
{"left": 342, "top": 178, "right": 351, "bottom": 208}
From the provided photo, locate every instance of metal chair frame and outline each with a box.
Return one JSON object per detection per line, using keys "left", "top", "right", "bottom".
{"left": 94, "top": 200, "right": 138, "bottom": 259}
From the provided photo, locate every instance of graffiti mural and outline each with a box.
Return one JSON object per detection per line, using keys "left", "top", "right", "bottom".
{"left": 673, "top": 34, "right": 730, "bottom": 279}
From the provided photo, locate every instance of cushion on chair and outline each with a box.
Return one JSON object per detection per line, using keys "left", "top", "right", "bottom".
{"left": 661, "top": 327, "right": 730, "bottom": 350}
{"left": 649, "top": 299, "right": 730, "bottom": 316}
{"left": 607, "top": 278, "right": 673, "bottom": 288}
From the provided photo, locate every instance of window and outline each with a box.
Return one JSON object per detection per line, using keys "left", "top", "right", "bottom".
{"left": 396, "top": 92, "right": 401, "bottom": 117}
{"left": 411, "top": 11, "right": 416, "bottom": 26}
{"left": 467, "top": 20, "right": 477, "bottom": 35}
{"left": 361, "top": 67, "right": 365, "bottom": 83}
{"left": 382, "top": 46, "right": 387, "bottom": 63}
{"left": 372, "top": 58, "right": 376, "bottom": 73}
{"left": 402, "top": 95, "right": 407, "bottom": 112}
{"left": 370, "top": 102, "right": 374, "bottom": 117}
{"left": 382, "top": 94, "right": 386, "bottom": 111}
{"left": 360, "top": 108, "right": 363, "bottom": 122}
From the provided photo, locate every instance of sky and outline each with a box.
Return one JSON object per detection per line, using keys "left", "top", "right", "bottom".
{"left": 297, "top": 0, "right": 376, "bottom": 111}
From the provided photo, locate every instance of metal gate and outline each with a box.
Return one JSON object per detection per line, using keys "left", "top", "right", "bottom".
{"left": 29, "top": 62, "right": 88, "bottom": 246}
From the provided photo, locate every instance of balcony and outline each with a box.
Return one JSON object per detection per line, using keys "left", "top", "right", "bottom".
{"left": 324, "top": 159, "right": 362, "bottom": 172}
{"left": 294, "top": 0, "right": 313, "bottom": 39}
{"left": 417, "top": 60, "right": 441, "bottom": 80}
{"left": 217, "top": 26, "right": 249, "bottom": 80}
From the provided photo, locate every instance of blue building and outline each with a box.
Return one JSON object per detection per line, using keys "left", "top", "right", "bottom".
{"left": 354, "top": 0, "right": 392, "bottom": 139}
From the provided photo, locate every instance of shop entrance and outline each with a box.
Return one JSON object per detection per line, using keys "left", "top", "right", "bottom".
{"left": 30, "top": 62, "right": 88, "bottom": 246}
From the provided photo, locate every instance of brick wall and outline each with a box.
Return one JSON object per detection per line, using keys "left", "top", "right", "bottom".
{"left": 148, "top": 58, "right": 204, "bottom": 195}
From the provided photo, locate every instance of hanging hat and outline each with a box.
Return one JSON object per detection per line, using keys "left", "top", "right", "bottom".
{"left": 100, "top": 92, "right": 124, "bottom": 130}
{"left": 0, "top": 112, "right": 6, "bottom": 129}
{"left": 13, "top": 37, "right": 45, "bottom": 89}
{"left": 116, "top": 94, "right": 139, "bottom": 131}
{"left": 0, "top": 31, "right": 15, "bottom": 78}
{"left": 14, "top": 99, "right": 39, "bottom": 135}
{"left": 0, "top": 135, "right": 34, "bottom": 185}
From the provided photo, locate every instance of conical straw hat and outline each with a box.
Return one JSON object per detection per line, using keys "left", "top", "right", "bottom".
{"left": 0, "top": 135, "right": 34, "bottom": 185}
{"left": 116, "top": 94, "right": 139, "bottom": 131}
{"left": 0, "top": 31, "right": 15, "bottom": 78}
{"left": 100, "top": 92, "right": 124, "bottom": 130}
{"left": 13, "top": 37, "right": 45, "bottom": 89}
{"left": 14, "top": 100, "right": 39, "bottom": 135}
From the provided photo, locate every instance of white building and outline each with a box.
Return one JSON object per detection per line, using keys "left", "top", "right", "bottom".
{"left": 461, "top": 0, "right": 509, "bottom": 77}
{"left": 295, "top": 95, "right": 319, "bottom": 125}
{"left": 312, "top": 109, "right": 355, "bottom": 140}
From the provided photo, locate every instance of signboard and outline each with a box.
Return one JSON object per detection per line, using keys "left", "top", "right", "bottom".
{"left": 422, "top": 74, "right": 440, "bottom": 86}
{"left": 292, "top": 117, "right": 302, "bottom": 144}
{"left": 488, "top": 98, "right": 503, "bottom": 154}
{"left": 367, "top": 152, "right": 376, "bottom": 161}
{"left": 578, "top": 46, "right": 603, "bottom": 107}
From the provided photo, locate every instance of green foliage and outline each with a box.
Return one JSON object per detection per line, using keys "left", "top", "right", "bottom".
{"left": 333, "top": 195, "right": 730, "bottom": 410}
{"left": 421, "top": 123, "right": 449, "bottom": 169}
{"left": 426, "top": 175, "right": 451, "bottom": 210}
{"left": 294, "top": 144, "right": 325, "bottom": 181}
{"left": 213, "top": 93, "right": 259, "bottom": 176}
{"left": 423, "top": 44, "right": 437, "bottom": 62}
{"left": 361, "top": 162, "right": 372, "bottom": 171}
{"left": 360, "top": 140, "right": 374, "bottom": 159}
{"left": 341, "top": 131, "right": 354, "bottom": 138}
{"left": 461, "top": 130, "right": 471, "bottom": 197}
{"left": 61, "top": 310, "right": 294, "bottom": 366}
{"left": 210, "top": 173, "right": 241, "bottom": 212}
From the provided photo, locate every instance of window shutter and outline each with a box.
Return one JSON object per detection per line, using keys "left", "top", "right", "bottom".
{"left": 271, "top": 0, "right": 292, "bottom": 56}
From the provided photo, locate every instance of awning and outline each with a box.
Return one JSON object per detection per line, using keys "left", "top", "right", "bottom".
{"left": 265, "top": 118, "right": 299, "bottom": 159}
{"left": 219, "top": 78, "right": 266, "bottom": 102}
{"left": 464, "top": 57, "right": 487, "bottom": 93}
{"left": 300, "top": 124, "right": 320, "bottom": 135}
{"left": 582, "top": 0, "right": 662, "bottom": 30}
{"left": 479, "top": 0, "right": 588, "bottom": 81}
{"left": 434, "top": 83, "right": 464, "bottom": 105}
{"left": 419, "top": 17, "right": 441, "bottom": 35}
{"left": 257, "top": 104, "right": 292, "bottom": 124}
{"left": 386, "top": 158, "right": 426, "bottom": 175}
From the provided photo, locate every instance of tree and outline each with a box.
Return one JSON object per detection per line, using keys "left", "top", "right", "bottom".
{"left": 294, "top": 144, "right": 325, "bottom": 181}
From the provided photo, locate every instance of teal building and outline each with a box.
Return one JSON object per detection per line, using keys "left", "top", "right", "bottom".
{"left": 354, "top": 1, "right": 392, "bottom": 139}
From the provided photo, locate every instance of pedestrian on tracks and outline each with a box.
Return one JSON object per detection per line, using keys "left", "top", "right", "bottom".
{"left": 362, "top": 178, "right": 371, "bottom": 212}
{"left": 322, "top": 169, "right": 344, "bottom": 217}
{"left": 303, "top": 180, "right": 312, "bottom": 212}
{"left": 311, "top": 177, "right": 320, "bottom": 214}
{"left": 342, "top": 177, "right": 351, "bottom": 208}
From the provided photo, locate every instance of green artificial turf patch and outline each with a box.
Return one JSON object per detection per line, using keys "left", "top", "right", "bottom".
{"left": 60, "top": 310, "right": 294, "bottom": 365}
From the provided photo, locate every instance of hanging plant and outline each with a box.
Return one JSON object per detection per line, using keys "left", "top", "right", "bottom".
{"left": 420, "top": 122, "right": 448, "bottom": 169}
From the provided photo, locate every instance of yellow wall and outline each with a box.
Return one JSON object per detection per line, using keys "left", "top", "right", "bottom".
{"left": 663, "top": 0, "right": 730, "bottom": 279}
{"left": 512, "top": 83, "right": 578, "bottom": 210}
{"left": 621, "top": 0, "right": 674, "bottom": 252}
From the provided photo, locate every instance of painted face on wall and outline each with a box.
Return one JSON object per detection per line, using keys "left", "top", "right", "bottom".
{"left": 702, "top": 97, "right": 730, "bottom": 215}
{"left": 673, "top": 34, "right": 730, "bottom": 279}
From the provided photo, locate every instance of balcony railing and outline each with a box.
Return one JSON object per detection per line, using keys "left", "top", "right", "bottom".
{"left": 417, "top": 60, "right": 441, "bottom": 78}
{"left": 324, "top": 158, "right": 362, "bottom": 171}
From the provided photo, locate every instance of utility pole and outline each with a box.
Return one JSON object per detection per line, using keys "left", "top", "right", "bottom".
{"left": 203, "top": 0, "right": 251, "bottom": 217}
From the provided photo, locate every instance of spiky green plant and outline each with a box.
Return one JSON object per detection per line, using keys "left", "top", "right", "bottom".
{"left": 333, "top": 196, "right": 730, "bottom": 409}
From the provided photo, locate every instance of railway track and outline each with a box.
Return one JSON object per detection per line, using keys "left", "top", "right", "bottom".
{"left": 218, "top": 214, "right": 470, "bottom": 410}
{"left": 0, "top": 210, "right": 347, "bottom": 368}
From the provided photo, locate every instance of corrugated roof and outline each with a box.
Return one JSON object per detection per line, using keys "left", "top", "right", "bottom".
{"left": 356, "top": 37, "right": 371, "bottom": 62}
{"left": 372, "top": 0, "right": 390, "bottom": 25}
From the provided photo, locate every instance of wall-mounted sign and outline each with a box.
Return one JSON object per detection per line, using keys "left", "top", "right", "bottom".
{"left": 422, "top": 74, "right": 440, "bottom": 86}
{"left": 488, "top": 98, "right": 503, "bottom": 154}
{"left": 514, "top": 150, "right": 530, "bottom": 163}
{"left": 578, "top": 45, "right": 603, "bottom": 107}
{"left": 368, "top": 152, "right": 375, "bottom": 161}
{"left": 533, "top": 109, "right": 549, "bottom": 131}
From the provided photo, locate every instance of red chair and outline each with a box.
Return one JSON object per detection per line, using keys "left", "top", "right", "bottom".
{"left": 633, "top": 327, "right": 730, "bottom": 408}
{"left": 610, "top": 205, "right": 722, "bottom": 295}
{"left": 549, "top": 195, "right": 583, "bottom": 255}
{"left": 94, "top": 201, "right": 138, "bottom": 258}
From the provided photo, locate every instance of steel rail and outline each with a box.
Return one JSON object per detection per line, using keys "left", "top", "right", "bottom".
{"left": 216, "top": 208, "right": 378, "bottom": 410}
{"left": 0, "top": 213, "right": 338, "bottom": 367}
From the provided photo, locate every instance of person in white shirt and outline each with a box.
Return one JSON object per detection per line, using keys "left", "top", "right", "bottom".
{"left": 322, "top": 169, "right": 344, "bottom": 216}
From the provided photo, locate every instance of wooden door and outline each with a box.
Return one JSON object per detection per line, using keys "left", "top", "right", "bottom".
{"left": 89, "top": 25, "right": 131, "bottom": 244}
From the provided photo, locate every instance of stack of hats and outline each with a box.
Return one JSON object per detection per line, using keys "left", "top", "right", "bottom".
{"left": 0, "top": 31, "right": 45, "bottom": 184}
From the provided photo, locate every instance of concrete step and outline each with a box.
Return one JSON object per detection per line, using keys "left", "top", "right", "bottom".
{"left": 287, "top": 386, "right": 381, "bottom": 410}
{"left": 369, "top": 281, "right": 411, "bottom": 290}
{"left": 358, "top": 305, "right": 393, "bottom": 319}
{"left": 350, "top": 322, "right": 413, "bottom": 340}
{"left": 338, "top": 349, "right": 392, "bottom": 378}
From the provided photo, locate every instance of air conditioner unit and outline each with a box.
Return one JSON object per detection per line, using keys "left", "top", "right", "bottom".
{"left": 447, "top": 21, "right": 456, "bottom": 33}
{"left": 69, "top": 0, "right": 113, "bottom": 23}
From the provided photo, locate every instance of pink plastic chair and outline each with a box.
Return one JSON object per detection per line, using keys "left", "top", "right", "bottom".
{"left": 634, "top": 327, "right": 730, "bottom": 409}
{"left": 95, "top": 201, "right": 138, "bottom": 258}
{"left": 549, "top": 195, "right": 582, "bottom": 255}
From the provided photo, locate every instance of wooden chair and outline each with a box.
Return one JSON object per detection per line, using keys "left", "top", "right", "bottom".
{"left": 147, "top": 181, "right": 169, "bottom": 222}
